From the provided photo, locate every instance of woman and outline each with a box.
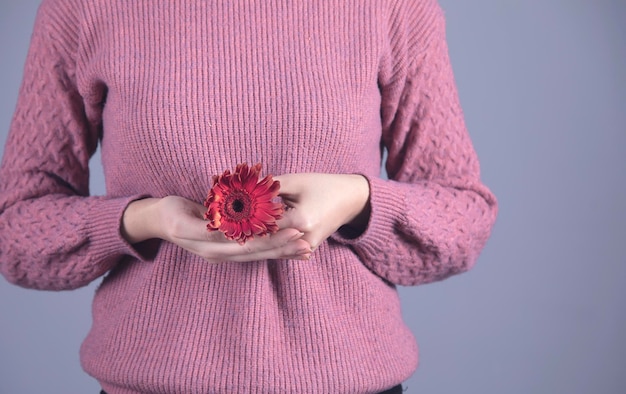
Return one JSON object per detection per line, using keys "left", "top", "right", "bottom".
{"left": 0, "top": 0, "right": 497, "bottom": 392}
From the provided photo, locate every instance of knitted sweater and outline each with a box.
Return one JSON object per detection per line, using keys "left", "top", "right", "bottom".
{"left": 0, "top": 0, "right": 497, "bottom": 393}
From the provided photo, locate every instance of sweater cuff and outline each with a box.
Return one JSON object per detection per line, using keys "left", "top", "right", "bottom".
{"left": 85, "top": 195, "right": 158, "bottom": 266}
{"left": 331, "top": 176, "right": 406, "bottom": 256}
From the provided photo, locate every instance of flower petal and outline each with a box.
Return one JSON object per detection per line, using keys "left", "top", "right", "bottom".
{"left": 203, "top": 163, "right": 281, "bottom": 243}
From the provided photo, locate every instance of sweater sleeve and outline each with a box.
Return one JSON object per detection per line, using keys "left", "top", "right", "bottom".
{"left": 0, "top": 0, "right": 149, "bottom": 291}
{"left": 333, "top": 0, "right": 497, "bottom": 286}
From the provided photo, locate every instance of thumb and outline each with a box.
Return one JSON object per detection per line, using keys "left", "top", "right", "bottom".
{"left": 273, "top": 173, "right": 302, "bottom": 197}
{"left": 275, "top": 205, "right": 297, "bottom": 230}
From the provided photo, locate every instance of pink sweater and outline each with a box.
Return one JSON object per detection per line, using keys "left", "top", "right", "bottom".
{"left": 0, "top": 0, "right": 497, "bottom": 392}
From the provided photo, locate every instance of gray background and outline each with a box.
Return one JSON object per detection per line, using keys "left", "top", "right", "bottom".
{"left": 1, "top": 1, "right": 625, "bottom": 393}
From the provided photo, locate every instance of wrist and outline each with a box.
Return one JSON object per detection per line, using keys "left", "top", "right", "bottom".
{"left": 121, "top": 197, "right": 161, "bottom": 244}
{"left": 345, "top": 174, "right": 371, "bottom": 232}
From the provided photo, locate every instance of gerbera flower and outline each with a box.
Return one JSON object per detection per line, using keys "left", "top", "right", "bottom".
{"left": 203, "top": 163, "right": 283, "bottom": 244}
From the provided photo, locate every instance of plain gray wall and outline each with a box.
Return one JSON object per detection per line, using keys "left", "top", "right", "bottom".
{"left": 1, "top": 1, "right": 625, "bottom": 393}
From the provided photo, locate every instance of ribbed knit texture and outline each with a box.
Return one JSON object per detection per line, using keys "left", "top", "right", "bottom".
{"left": 0, "top": 0, "right": 497, "bottom": 393}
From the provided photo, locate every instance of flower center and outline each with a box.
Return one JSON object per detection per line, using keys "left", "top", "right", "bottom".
{"left": 223, "top": 191, "right": 253, "bottom": 221}
{"left": 232, "top": 199, "right": 245, "bottom": 213}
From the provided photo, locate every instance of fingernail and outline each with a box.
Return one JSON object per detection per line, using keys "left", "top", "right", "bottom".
{"left": 297, "top": 247, "right": 312, "bottom": 254}
{"left": 290, "top": 232, "right": 305, "bottom": 241}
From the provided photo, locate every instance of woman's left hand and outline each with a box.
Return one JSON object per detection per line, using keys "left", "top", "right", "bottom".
{"left": 274, "top": 173, "right": 371, "bottom": 251}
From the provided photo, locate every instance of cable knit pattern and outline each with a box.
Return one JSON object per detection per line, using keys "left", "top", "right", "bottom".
{"left": 0, "top": 0, "right": 497, "bottom": 393}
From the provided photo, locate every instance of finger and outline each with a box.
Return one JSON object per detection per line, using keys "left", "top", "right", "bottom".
{"left": 203, "top": 237, "right": 312, "bottom": 263}
{"left": 301, "top": 234, "right": 321, "bottom": 252}
{"left": 279, "top": 254, "right": 312, "bottom": 261}
{"left": 221, "top": 227, "right": 304, "bottom": 247}
{"left": 276, "top": 209, "right": 298, "bottom": 230}
{"left": 193, "top": 228, "right": 310, "bottom": 259}
{"left": 220, "top": 240, "right": 312, "bottom": 262}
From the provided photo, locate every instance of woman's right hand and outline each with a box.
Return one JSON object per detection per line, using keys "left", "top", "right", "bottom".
{"left": 121, "top": 196, "right": 312, "bottom": 262}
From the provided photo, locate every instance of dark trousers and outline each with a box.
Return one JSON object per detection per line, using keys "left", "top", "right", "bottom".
{"left": 101, "top": 385, "right": 403, "bottom": 393}
{"left": 380, "top": 384, "right": 405, "bottom": 394}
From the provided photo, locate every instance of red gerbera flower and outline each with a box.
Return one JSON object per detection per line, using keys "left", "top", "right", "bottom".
{"left": 203, "top": 163, "right": 283, "bottom": 244}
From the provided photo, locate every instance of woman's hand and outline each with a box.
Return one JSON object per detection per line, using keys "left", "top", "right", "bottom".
{"left": 121, "top": 196, "right": 312, "bottom": 262}
{"left": 275, "top": 173, "right": 371, "bottom": 250}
